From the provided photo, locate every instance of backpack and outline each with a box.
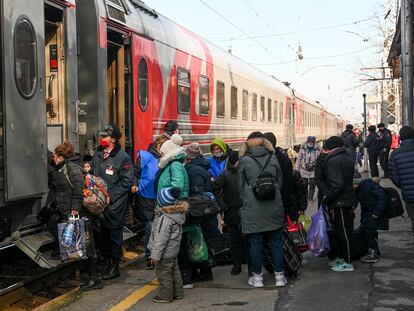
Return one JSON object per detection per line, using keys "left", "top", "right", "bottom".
{"left": 186, "top": 192, "right": 223, "bottom": 225}
{"left": 383, "top": 187, "right": 404, "bottom": 218}
{"left": 244, "top": 155, "right": 276, "bottom": 201}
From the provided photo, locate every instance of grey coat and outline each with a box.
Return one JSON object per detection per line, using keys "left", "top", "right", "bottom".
{"left": 238, "top": 137, "right": 284, "bottom": 234}
{"left": 148, "top": 201, "right": 188, "bottom": 261}
{"left": 295, "top": 144, "right": 321, "bottom": 179}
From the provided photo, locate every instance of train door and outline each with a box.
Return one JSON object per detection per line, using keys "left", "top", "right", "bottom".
{"left": 44, "top": 4, "right": 68, "bottom": 151}
{"left": 1, "top": 0, "right": 48, "bottom": 201}
{"left": 107, "top": 31, "right": 128, "bottom": 149}
{"left": 287, "top": 98, "right": 296, "bottom": 146}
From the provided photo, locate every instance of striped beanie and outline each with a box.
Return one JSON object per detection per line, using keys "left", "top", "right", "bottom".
{"left": 157, "top": 188, "right": 177, "bottom": 207}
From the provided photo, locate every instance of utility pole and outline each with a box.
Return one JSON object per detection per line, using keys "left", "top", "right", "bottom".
{"left": 363, "top": 94, "right": 369, "bottom": 173}
{"left": 401, "top": 0, "right": 413, "bottom": 126}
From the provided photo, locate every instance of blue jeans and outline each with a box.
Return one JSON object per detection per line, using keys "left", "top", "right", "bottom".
{"left": 249, "top": 228, "right": 284, "bottom": 274}
{"left": 145, "top": 221, "right": 153, "bottom": 258}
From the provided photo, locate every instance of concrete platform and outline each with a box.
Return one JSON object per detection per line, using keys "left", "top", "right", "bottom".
{"left": 60, "top": 177, "right": 414, "bottom": 311}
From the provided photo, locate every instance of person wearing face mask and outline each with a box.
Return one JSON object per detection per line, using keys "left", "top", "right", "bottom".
{"left": 295, "top": 136, "right": 320, "bottom": 203}
{"left": 209, "top": 138, "right": 232, "bottom": 179}
{"left": 92, "top": 124, "right": 134, "bottom": 280}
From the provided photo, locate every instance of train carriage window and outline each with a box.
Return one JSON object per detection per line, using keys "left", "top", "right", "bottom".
{"left": 279, "top": 102, "right": 283, "bottom": 123}
{"left": 231, "top": 86, "right": 238, "bottom": 119}
{"left": 199, "top": 75, "right": 210, "bottom": 115}
{"left": 216, "top": 81, "right": 225, "bottom": 118}
{"left": 274, "top": 100, "right": 278, "bottom": 123}
{"left": 260, "top": 96, "right": 265, "bottom": 122}
{"left": 177, "top": 68, "right": 190, "bottom": 114}
{"left": 138, "top": 58, "right": 149, "bottom": 111}
{"left": 242, "top": 89, "right": 248, "bottom": 120}
{"left": 252, "top": 93, "right": 257, "bottom": 121}
{"left": 267, "top": 99, "right": 272, "bottom": 122}
{"left": 14, "top": 18, "right": 37, "bottom": 99}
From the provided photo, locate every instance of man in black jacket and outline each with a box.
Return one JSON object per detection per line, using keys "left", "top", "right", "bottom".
{"left": 92, "top": 124, "right": 134, "bottom": 280}
{"left": 378, "top": 123, "right": 392, "bottom": 178}
{"left": 318, "top": 136, "right": 355, "bottom": 272}
{"left": 340, "top": 124, "right": 359, "bottom": 166}
{"left": 364, "top": 125, "right": 382, "bottom": 178}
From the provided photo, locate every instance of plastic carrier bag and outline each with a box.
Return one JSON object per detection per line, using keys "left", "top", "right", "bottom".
{"left": 307, "top": 206, "right": 330, "bottom": 257}
{"left": 83, "top": 174, "right": 109, "bottom": 215}
{"left": 58, "top": 214, "right": 87, "bottom": 262}
{"left": 298, "top": 213, "right": 312, "bottom": 233}
{"left": 185, "top": 225, "right": 209, "bottom": 263}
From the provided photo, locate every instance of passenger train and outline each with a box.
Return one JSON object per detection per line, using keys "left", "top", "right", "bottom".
{"left": 0, "top": 0, "right": 344, "bottom": 267}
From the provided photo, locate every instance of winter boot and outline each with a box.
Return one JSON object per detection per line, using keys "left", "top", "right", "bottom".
{"left": 102, "top": 258, "right": 120, "bottom": 280}
{"left": 102, "top": 257, "right": 112, "bottom": 275}
{"left": 81, "top": 258, "right": 103, "bottom": 291}
{"left": 231, "top": 263, "right": 242, "bottom": 275}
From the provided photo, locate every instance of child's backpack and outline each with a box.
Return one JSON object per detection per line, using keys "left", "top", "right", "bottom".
{"left": 83, "top": 174, "right": 109, "bottom": 215}
{"left": 383, "top": 187, "right": 404, "bottom": 218}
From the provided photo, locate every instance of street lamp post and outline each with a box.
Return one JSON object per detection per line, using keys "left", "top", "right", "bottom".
{"left": 363, "top": 94, "right": 369, "bottom": 173}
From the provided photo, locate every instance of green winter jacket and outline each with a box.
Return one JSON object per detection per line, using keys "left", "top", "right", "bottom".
{"left": 238, "top": 137, "right": 284, "bottom": 234}
{"left": 157, "top": 148, "right": 189, "bottom": 199}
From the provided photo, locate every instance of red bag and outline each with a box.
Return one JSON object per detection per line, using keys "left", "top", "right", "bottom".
{"left": 286, "top": 215, "right": 308, "bottom": 253}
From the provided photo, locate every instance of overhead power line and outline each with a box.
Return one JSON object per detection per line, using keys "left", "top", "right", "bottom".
{"left": 212, "top": 18, "right": 372, "bottom": 42}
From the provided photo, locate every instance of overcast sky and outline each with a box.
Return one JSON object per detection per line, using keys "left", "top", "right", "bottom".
{"left": 144, "top": 0, "right": 391, "bottom": 123}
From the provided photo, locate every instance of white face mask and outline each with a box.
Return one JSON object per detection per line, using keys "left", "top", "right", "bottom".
{"left": 213, "top": 151, "right": 224, "bottom": 158}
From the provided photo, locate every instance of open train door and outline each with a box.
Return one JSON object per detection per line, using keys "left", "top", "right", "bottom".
{"left": 1, "top": 0, "right": 47, "bottom": 201}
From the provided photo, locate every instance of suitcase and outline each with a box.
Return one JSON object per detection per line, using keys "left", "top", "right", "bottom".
{"left": 263, "top": 228, "right": 303, "bottom": 278}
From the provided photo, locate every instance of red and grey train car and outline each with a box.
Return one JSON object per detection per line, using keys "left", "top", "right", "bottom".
{"left": 0, "top": 0, "right": 344, "bottom": 267}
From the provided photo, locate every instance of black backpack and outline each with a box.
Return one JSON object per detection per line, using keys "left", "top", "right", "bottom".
{"left": 383, "top": 187, "right": 404, "bottom": 218}
{"left": 245, "top": 155, "right": 276, "bottom": 201}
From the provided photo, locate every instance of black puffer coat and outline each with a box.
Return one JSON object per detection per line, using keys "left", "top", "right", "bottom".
{"left": 50, "top": 155, "right": 84, "bottom": 217}
{"left": 212, "top": 162, "right": 242, "bottom": 226}
{"left": 185, "top": 155, "right": 213, "bottom": 195}
{"left": 289, "top": 170, "right": 308, "bottom": 220}
{"left": 275, "top": 147, "right": 293, "bottom": 212}
{"left": 318, "top": 147, "right": 355, "bottom": 209}
{"left": 92, "top": 143, "right": 134, "bottom": 229}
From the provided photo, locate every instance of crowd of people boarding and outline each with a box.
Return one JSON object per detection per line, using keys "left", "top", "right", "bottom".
{"left": 42, "top": 118, "right": 414, "bottom": 304}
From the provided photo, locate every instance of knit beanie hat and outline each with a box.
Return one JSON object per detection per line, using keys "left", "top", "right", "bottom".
{"left": 346, "top": 124, "right": 353, "bottom": 130}
{"left": 157, "top": 187, "right": 180, "bottom": 206}
{"left": 399, "top": 126, "right": 414, "bottom": 141}
{"left": 185, "top": 142, "right": 202, "bottom": 160}
{"left": 324, "top": 136, "right": 344, "bottom": 150}
{"left": 228, "top": 150, "right": 239, "bottom": 166}
{"left": 307, "top": 136, "right": 316, "bottom": 143}
{"left": 353, "top": 171, "right": 363, "bottom": 185}
{"left": 160, "top": 134, "right": 183, "bottom": 155}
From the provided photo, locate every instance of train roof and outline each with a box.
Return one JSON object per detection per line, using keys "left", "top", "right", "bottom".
{"left": 97, "top": 0, "right": 291, "bottom": 97}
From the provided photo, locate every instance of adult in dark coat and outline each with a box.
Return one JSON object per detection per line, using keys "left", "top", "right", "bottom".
{"left": 364, "top": 125, "right": 382, "bottom": 178}
{"left": 318, "top": 136, "right": 355, "bottom": 272}
{"left": 51, "top": 142, "right": 102, "bottom": 290}
{"left": 355, "top": 177, "right": 388, "bottom": 263}
{"left": 390, "top": 126, "right": 414, "bottom": 232}
{"left": 264, "top": 132, "right": 293, "bottom": 214}
{"left": 213, "top": 150, "right": 246, "bottom": 276}
{"left": 184, "top": 142, "right": 217, "bottom": 282}
{"left": 92, "top": 124, "right": 134, "bottom": 280}
{"left": 340, "top": 124, "right": 359, "bottom": 166}
{"left": 378, "top": 123, "right": 392, "bottom": 178}
{"left": 238, "top": 132, "right": 286, "bottom": 288}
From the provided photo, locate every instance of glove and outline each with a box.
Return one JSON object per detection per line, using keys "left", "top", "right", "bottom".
{"left": 170, "top": 187, "right": 181, "bottom": 199}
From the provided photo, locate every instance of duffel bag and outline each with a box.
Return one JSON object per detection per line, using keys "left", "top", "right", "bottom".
{"left": 286, "top": 215, "right": 308, "bottom": 253}
{"left": 383, "top": 187, "right": 404, "bottom": 218}
{"left": 187, "top": 192, "right": 222, "bottom": 218}
{"left": 83, "top": 174, "right": 109, "bottom": 216}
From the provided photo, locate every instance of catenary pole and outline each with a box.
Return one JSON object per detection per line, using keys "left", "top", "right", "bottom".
{"left": 401, "top": 0, "right": 413, "bottom": 126}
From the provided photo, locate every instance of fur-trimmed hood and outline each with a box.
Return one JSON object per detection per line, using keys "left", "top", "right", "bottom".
{"left": 158, "top": 147, "right": 186, "bottom": 169}
{"left": 156, "top": 200, "right": 188, "bottom": 225}
{"left": 239, "top": 137, "right": 274, "bottom": 157}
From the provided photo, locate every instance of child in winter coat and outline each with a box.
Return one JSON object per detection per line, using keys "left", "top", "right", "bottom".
{"left": 148, "top": 187, "right": 188, "bottom": 303}
{"left": 354, "top": 176, "right": 388, "bottom": 263}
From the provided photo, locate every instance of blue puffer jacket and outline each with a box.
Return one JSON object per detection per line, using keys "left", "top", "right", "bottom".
{"left": 390, "top": 138, "right": 414, "bottom": 202}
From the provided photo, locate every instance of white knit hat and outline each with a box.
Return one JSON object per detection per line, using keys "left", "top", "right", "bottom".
{"left": 160, "top": 134, "right": 183, "bottom": 155}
